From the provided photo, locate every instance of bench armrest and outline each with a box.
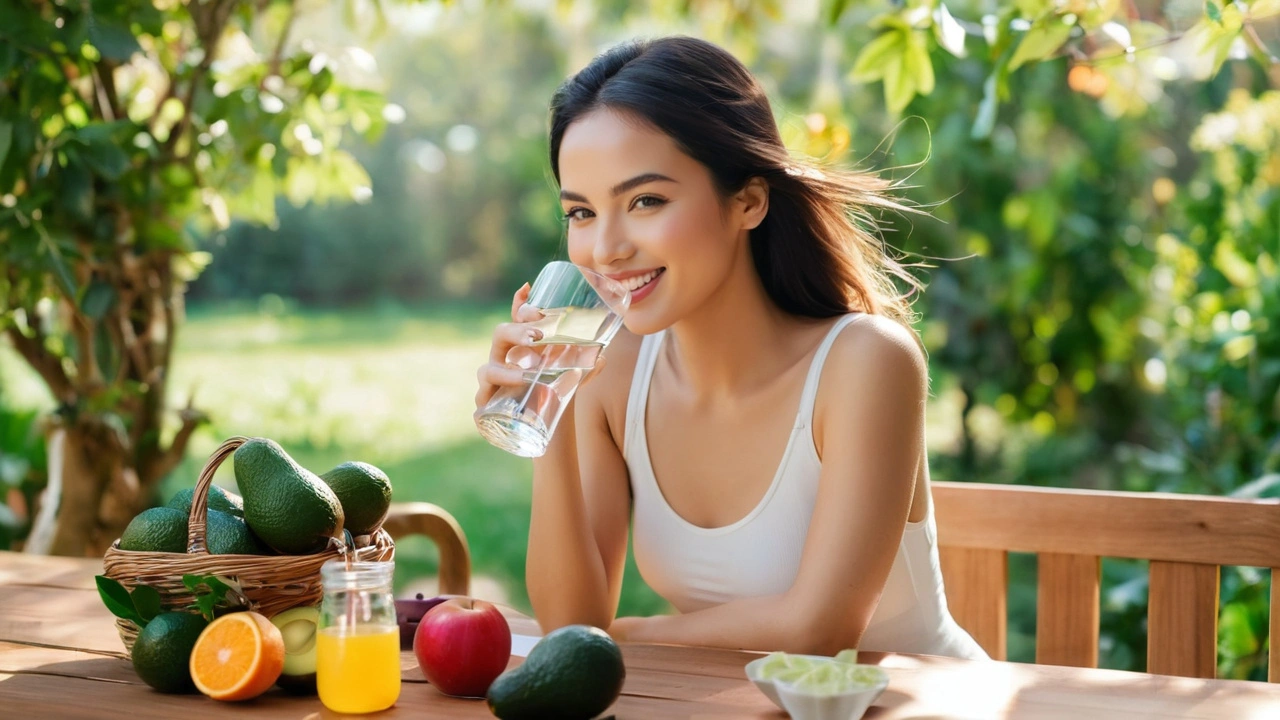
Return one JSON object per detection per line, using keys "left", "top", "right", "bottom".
{"left": 382, "top": 502, "right": 472, "bottom": 596}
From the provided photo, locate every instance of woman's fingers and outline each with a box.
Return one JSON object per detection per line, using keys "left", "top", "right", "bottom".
{"left": 489, "top": 322, "right": 543, "bottom": 364}
{"left": 475, "top": 362, "right": 527, "bottom": 409}
{"left": 513, "top": 302, "right": 543, "bottom": 324}
{"left": 478, "top": 282, "right": 545, "bottom": 411}
{"left": 510, "top": 283, "right": 531, "bottom": 320}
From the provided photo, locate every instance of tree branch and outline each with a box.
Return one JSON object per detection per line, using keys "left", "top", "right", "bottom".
{"left": 265, "top": 0, "right": 298, "bottom": 84}
{"left": 141, "top": 406, "right": 208, "bottom": 488}
{"left": 91, "top": 59, "right": 124, "bottom": 123}
{"left": 4, "top": 325, "right": 75, "bottom": 404}
{"left": 161, "top": 0, "right": 239, "bottom": 161}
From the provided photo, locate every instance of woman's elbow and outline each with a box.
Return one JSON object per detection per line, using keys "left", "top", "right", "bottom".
{"left": 783, "top": 599, "right": 868, "bottom": 655}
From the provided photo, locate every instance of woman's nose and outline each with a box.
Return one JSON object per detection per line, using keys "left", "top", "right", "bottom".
{"left": 592, "top": 217, "right": 634, "bottom": 267}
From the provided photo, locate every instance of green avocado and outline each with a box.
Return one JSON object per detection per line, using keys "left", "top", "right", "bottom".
{"left": 486, "top": 624, "right": 625, "bottom": 720}
{"left": 233, "top": 437, "right": 344, "bottom": 554}
{"left": 319, "top": 461, "right": 393, "bottom": 536}
{"left": 130, "top": 611, "right": 208, "bottom": 693}
{"left": 166, "top": 485, "right": 245, "bottom": 519}
{"left": 205, "top": 509, "right": 270, "bottom": 555}
{"left": 119, "top": 507, "right": 189, "bottom": 553}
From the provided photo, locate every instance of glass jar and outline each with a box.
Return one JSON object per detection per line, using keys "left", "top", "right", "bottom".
{"left": 317, "top": 560, "right": 401, "bottom": 713}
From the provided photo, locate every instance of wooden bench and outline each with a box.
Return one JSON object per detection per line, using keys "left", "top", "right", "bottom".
{"left": 933, "top": 481, "right": 1280, "bottom": 681}
{"left": 382, "top": 502, "right": 472, "bottom": 596}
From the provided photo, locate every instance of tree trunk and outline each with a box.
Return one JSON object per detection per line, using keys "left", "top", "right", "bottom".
{"left": 40, "top": 421, "right": 143, "bottom": 557}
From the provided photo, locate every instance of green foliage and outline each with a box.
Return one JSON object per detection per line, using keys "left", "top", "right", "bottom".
{"left": 0, "top": 0, "right": 395, "bottom": 551}
{"left": 95, "top": 574, "right": 160, "bottom": 628}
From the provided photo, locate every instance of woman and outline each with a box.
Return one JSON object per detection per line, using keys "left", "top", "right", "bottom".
{"left": 475, "top": 35, "right": 986, "bottom": 659}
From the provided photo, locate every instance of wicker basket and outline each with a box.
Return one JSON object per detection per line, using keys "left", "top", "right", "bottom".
{"left": 101, "top": 436, "right": 394, "bottom": 655}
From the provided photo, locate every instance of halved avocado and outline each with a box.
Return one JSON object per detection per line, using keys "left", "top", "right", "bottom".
{"left": 271, "top": 605, "right": 320, "bottom": 695}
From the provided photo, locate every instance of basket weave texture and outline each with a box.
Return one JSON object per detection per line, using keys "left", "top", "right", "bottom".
{"left": 101, "top": 436, "right": 394, "bottom": 655}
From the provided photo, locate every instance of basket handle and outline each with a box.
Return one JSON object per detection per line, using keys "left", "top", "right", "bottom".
{"left": 187, "top": 436, "right": 249, "bottom": 555}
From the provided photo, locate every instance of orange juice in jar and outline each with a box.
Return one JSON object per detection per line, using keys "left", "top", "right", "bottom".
{"left": 317, "top": 561, "right": 401, "bottom": 713}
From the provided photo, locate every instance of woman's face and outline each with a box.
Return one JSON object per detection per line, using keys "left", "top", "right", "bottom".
{"left": 557, "top": 108, "right": 752, "bottom": 335}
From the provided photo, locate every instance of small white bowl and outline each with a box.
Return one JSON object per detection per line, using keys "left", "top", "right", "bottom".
{"left": 774, "top": 669, "right": 889, "bottom": 720}
{"left": 743, "top": 654, "right": 888, "bottom": 718}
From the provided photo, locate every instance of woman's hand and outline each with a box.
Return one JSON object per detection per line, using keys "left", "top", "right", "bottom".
{"left": 474, "top": 283, "right": 545, "bottom": 412}
{"left": 473, "top": 281, "right": 609, "bottom": 415}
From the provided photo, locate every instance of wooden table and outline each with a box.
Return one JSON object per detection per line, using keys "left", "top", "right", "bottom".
{"left": 3, "top": 551, "right": 1280, "bottom": 719}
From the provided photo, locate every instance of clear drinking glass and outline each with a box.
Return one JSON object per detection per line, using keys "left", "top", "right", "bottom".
{"left": 475, "top": 261, "right": 630, "bottom": 457}
{"left": 316, "top": 560, "right": 400, "bottom": 714}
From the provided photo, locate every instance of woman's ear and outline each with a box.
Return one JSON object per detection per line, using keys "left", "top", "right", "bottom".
{"left": 737, "top": 177, "right": 769, "bottom": 230}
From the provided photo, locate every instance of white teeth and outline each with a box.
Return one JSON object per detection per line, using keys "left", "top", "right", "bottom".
{"left": 623, "top": 270, "right": 661, "bottom": 291}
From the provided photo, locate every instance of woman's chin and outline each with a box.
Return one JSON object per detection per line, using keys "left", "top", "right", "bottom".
{"left": 622, "top": 309, "right": 671, "bottom": 337}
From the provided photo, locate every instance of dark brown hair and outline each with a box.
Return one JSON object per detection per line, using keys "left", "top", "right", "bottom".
{"left": 548, "top": 36, "right": 921, "bottom": 323}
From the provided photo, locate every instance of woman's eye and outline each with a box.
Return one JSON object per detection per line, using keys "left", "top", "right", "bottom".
{"left": 632, "top": 195, "right": 667, "bottom": 210}
{"left": 563, "top": 207, "right": 593, "bottom": 222}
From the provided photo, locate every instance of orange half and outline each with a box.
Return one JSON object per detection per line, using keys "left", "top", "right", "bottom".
{"left": 189, "top": 611, "right": 285, "bottom": 701}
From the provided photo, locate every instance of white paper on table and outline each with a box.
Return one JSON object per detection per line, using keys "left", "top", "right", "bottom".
{"left": 511, "top": 634, "right": 539, "bottom": 658}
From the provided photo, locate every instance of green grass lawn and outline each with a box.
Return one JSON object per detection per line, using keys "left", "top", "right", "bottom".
{"left": 0, "top": 301, "right": 670, "bottom": 617}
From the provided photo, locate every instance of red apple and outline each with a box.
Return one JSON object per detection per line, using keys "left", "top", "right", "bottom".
{"left": 413, "top": 597, "right": 512, "bottom": 698}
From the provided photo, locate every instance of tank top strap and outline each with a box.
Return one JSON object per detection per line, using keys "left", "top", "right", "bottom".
{"left": 623, "top": 330, "right": 666, "bottom": 463}
{"left": 795, "top": 314, "right": 865, "bottom": 430}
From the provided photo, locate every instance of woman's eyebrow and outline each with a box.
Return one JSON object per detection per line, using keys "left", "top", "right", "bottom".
{"left": 560, "top": 172, "right": 677, "bottom": 203}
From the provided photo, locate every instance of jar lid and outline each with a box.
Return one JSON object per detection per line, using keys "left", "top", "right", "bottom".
{"left": 321, "top": 560, "right": 394, "bottom": 589}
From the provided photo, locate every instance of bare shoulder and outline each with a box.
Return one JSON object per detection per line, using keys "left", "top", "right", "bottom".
{"left": 825, "top": 313, "right": 927, "bottom": 390}
{"left": 812, "top": 314, "right": 928, "bottom": 459}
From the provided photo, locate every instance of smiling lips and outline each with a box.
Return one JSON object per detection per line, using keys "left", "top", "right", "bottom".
{"left": 612, "top": 267, "right": 665, "bottom": 303}
{"left": 620, "top": 269, "right": 663, "bottom": 292}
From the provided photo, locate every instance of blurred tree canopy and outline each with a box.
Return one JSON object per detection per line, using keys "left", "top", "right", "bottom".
{"left": 0, "top": 0, "right": 387, "bottom": 553}
{"left": 1, "top": 0, "right": 1277, "bottom": 678}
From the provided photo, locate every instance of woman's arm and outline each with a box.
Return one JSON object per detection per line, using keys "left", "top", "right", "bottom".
{"left": 609, "top": 317, "right": 927, "bottom": 654}
{"left": 525, "top": 334, "right": 636, "bottom": 633}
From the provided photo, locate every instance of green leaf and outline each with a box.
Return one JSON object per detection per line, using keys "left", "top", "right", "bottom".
{"left": 131, "top": 585, "right": 163, "bottom": 623}
{"left": 93, "top": 320, "right": 119, "bottom": 381}
{"left": 972, "top": 71, "right": 1000, "bottom": 140}
{"left": 202, "top": 576, "right": 234, "bottom": 597}
{"left": 1009, "top": 15, "right": 1074, "bottom": 71}
{"left": 1219, "top": 602, "right": 1258, "bottom": 657}
{"left": 1015, "top": 0, "right": 1051, "bottom": 17}
{"left": 80, "top": 140, "right": 130, "bottom": 180}
{"left": 88, "top": 20, "right": 141, "bottom": 61}
{"left": 0, "top": 122, "right": 12, "bottom": 172}
{"left": 95, "top": 575, "right": 145, "bottom": 626}
{"left": 906, "top": 31, "right": 935, "bottom": 96}
{"left": 57, "top": 158, "right": 95, "bottom": 223}
{"left": 933, "top": 4, "right": 967, "bottom": 58}
{"left": 883, "top": 49, "right": 916, "bottom": 114}
{"left": 0, "top": 42, "right": 17, "bottom": 77}
{"left": 826, "top": 0, "right": 850, "bottom": 26}
{"left": 1080, "top": 0, "right": 1122, "bottom": 29}
{"left": 41, "top": 237, "right": 78, "bottom": 299}
{"left": 849, "top": 29, "right": 906, "bottom": 82}
{"left": 75, "top": 120, "right": 135, "bottom": 144}
{"left": 183, "top": 574, "right": 235, "bottom": 622}
{"left": 1205, "top": 0, "right": 1222, "bottom": 23}
{"left": 80, "top": 280, "right": 116, "bottom": 320}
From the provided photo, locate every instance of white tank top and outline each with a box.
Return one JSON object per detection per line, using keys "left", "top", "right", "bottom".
{"left": 623, "top": 314, "right": 988, "bottom": 659}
